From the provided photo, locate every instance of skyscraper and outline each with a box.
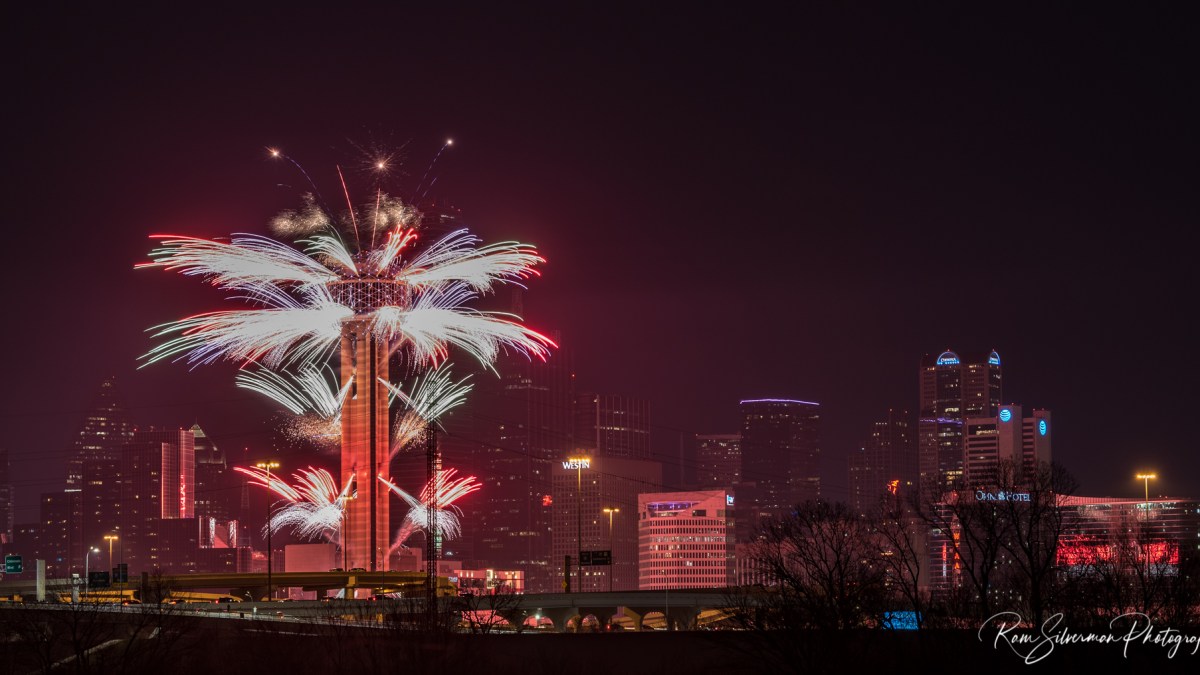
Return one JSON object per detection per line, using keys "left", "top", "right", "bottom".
{"left": 848, "top": 409, "right": 915, "bottom": 516}
{"left": 552, "top": 455, "right": 661, "bottom": 592}
{"left": 8, "top": 420, "right": 252, "bottom": 579}
{"left": 574, "top": 393, "right": 650, "bottom": 460}
{"left": 694, "top": 433, "right": 741, "bottom": 489}
{"left": 963, "top": 405, "right": 1052, "bottom": 486}
{"left": 444, "top": 301, "right": 572, "bottom": 592}
{"left": 66, "top": 377, "right": 135, "bottom": 490}
{"left": 192, "top": 424, "right": 247, "bottom": 546}
{"left": 918, "top": 350, "right": 1002, "bottom": 492}
{"left": 120, "top": 428, "right": 195, "bottom": 572}
{"left": 638, "top": 490, "right": 736, "bottom": 590}
{"left": 80, "top": 457, "right": 123, "bottom": 571}
{"left": 739, "top": 399, "right": 820, "bottom": 532}
{"left": 8, "top": 492, "right": 80, "bottom": 579}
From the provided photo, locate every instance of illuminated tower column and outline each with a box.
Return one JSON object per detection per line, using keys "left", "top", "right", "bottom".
{"left": 340, "top": 318, "right": 390, "bottom": 571}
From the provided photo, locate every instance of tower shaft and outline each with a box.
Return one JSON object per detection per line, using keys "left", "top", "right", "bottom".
{"left": 340, "top": 319, "right": 390, "bottom": 571}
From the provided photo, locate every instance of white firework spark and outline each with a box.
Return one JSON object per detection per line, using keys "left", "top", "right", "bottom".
{"left": 236, "top": 363, "right": 350, "bottom": 418}
{"left": 142, "top": 301, "right": 352, "bottom": 369}
{"left": 236, "top": 364, "right": 349, "bottom": 447}
{"left": 372, "top": 280, "right": 555, "bottom": 369}
{"left": 380, "top": 366, "right": 473, "bottom": 458}
{"left": 234, "top": 361, "right": 468, "bottom": 453}
{"left": 140, "top": 193, "right": 555, "bottom": 373}
{"left": 140, "top": 233, "right": 337, "bottom": 302}
{"left": 236, "top": 465, "right": 355, "bottom": 543}
{"left": 398, "top": 229, "right": 544, "bottom": 293}
{"left": 379, "top": 469, "right": 481, "bottom": 552}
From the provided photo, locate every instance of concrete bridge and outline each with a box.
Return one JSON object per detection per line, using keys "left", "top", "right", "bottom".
{"left": 508, "top": 590, "right": 736, "bottom": 630}
{"left": 2, "top": 570, "right": 444, "bottom": 602}
{"left": 3, "top": 570, "right": 749, "bottom": 631}
{"left": 193, "top": 589, "right": 742, "bottom": 631}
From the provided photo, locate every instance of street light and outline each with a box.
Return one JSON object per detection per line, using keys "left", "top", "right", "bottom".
{"left": 566, "top": 456, "right": 590, "bottom": 594}
{"left": 84, "top": 547, "right": 99, "bottom": 594}
{"left": 1136, "top": 472, "right": 1157, "bottom": 508}
{"left": 103, "top": 535, "right": 118, "bottom": 583}
{"left": 602, "top": 507, "right": 620, "bottom": 592}
{"left": 256, "top": 460, "right": 281, "bottom": 601}
{"left": 341, "top": 490, "right": 357, "bottom": 597}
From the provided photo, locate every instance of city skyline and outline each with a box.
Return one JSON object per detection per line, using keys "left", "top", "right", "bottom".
{"left": 3, "top": 6, "right": 1197, "bottom": 522}
{"left": 6, "top": 342, "right": 1142, "bottom": 526}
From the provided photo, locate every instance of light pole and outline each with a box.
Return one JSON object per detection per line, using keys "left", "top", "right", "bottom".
{"left": 567, "top": 456, "right": 590, "bottom": 594}
{"left": 1136, "top": 473, "right": 1157, "bottom": 509}
{"left": 104, "top": 535, "right": 118, "bottom": 585}
{"left": 1135, "top": 472, "right": 1159, "bottom": 585}
{"left": 603, "top": 507, "right": 619, "bottom": 592}
{"left": 257, "top": 460, "right": 281, "bottom": 601}
{"left": 84, "top": 547, "right": 99, "bottom": 595}
{"left": 342, "top": 491, "right": 357, "bottom": 571}
{"left": 341, "top": 490, "right": 357, "bottom": 598}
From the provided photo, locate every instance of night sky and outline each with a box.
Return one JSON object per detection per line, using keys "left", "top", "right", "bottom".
{"left": 4, "top": 6, "right": 1197, "bottom": 519}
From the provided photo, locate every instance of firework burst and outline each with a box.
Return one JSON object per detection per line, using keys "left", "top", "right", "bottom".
{"left": 236, "top": 364, "right": 349, "bottom": 448}
{"left": 234, "top": 362, "right": 471, "bottom": 452}
{"left": 380, "top": 366, "right": 473, "bottom": 457}
{"left": 235, "top": 465, "right": 355, "bottom": 542}
{"left": 379, "top": 469, "right": 481, "bottom": 552}
{"left": 142, "top": 149, "right": 547, "bottom": 560}
{"left": 139, "top": 203, "right": 555, "bottom": 371}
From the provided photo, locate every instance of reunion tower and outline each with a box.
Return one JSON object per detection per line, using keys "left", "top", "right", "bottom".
{"left": 140, "top": 150, "right": 555, "bottom": 579}
{"left": 333, "top": 274, "right": 404, "bottom": 571}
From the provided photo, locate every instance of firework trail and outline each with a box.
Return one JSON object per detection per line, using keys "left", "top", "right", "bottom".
{"left": 267, "top": 147, "right": 329, "bottom": 214}
{"left": 236, "top": 465, "right": 355, "bottom": 543}
{"left": 379, "top": 469, "right": 480, "bottom": 553}
{"left": 413, "top": 138, "right": 452, "bottom": 202}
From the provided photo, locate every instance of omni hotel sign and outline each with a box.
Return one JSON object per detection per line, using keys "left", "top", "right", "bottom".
{"left": 563, "top": 458, "right": 591, "bottom": 470}
{"left": 975, "top": 490, "right": 1031, "bottom": 502}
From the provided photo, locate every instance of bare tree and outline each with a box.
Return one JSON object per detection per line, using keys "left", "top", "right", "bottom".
{"left": 994, "top": 460, "right": 1077, "bottom": 626}
{"left": 1, "top": 602, "right": 119, "bottom": 674}
{"left": 108, "top": 571, "right": 204, "bottom": 675}
{"left": 746, "top": 501, "right": 888, "bottom": 630}
{"left": 720, "top": 502, "right": 890, "bottom": 675}
{"left": 1113, "top": 513, "right": 1188, "bottom": 621}
{"left": 721, "top": 584, "right": 813, "bottom": 675}
{"left": 873, "top": 498, "right": 927, "bottom": 629}
{"left": 453, "top": 583, "right": 526, "bottom": 634}
{"left": 2, "top": 605, "right": 69, "bottom": 674}
{"left": 1160, "top": 552, "right": 1200, "bottom": 628}
{"left": 913, "top": 480, "right": 1012, "bottom": 622}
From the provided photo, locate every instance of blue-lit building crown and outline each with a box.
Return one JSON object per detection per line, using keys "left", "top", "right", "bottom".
{"left": 936, "top": 351, "right": 960, "bottom": 366}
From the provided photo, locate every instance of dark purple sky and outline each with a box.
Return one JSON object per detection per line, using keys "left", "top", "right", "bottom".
{"left": 3, "top": 6, "right": 1197, "bottom": 518}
